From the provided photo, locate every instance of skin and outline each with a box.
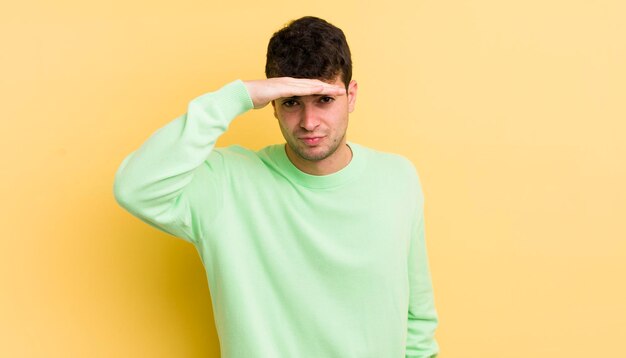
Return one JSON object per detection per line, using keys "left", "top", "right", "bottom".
{"left": 243, "top": 76, "right": 358, "bottom": 175}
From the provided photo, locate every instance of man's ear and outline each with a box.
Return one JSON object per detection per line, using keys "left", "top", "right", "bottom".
{"left": 271, "top": 100, "right": 277, "bottom": 119}
{"left": 347, "top": 80, "right": 358, "bottom": 113}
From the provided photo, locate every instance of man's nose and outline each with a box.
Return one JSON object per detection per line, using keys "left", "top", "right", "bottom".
{"left": 299, "top": 104, "right": 320, "bottom": 131}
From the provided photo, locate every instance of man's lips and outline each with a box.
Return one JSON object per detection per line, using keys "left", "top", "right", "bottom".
{"left": 299, "top": 136, "right": 325, "bottom": 145}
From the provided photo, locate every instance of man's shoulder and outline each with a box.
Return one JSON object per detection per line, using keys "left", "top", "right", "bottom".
{"left": 356, "top": 142, "right": 422, "bottom": 189}
{"left": 213, "top": 143, "right": 279, "bottom": 156}
{"left": 354, "top": 142, "right": 424, "bottom": 204}
{"left": 204, "top": 144, "right": 262, "bottom": 170}
{"left": 353, "top": 142, "right": 418, "bottom": 173}
{"left": 213, "top": 144, "right": 255, "bottom": 155}
{"left": 208, "top": 143, "right": 281, "bottom": 171}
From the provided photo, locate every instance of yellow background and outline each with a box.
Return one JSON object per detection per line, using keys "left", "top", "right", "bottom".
{"left": 1, "top": 0, "right": 624, "bottom": 357}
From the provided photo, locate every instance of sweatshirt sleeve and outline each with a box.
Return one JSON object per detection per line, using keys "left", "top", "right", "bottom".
{"left": 406, "top": 171, "right": 440, "bottom": 357}
{"left": 112, "top": 80, "right": 254, "bottom": 245}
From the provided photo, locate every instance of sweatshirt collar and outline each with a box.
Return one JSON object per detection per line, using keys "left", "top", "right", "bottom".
{"left": 273, "top": 141, "right": 367, "bottom": 189}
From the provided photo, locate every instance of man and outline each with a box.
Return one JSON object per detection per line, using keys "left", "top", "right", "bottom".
{"left": 114, "top": 16, "right": 439, "bottom": 358}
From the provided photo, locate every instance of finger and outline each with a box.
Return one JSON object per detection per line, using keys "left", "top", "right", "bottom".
{"left": 320, "top": 85, "right": 347, "bottom": 95}
{"left": 293, "top": 82, "right": 346, "bottom": 96}
{"left": 273, "top": 77, "right": 347, "bottom": 99}
{"left": 293, "top": 86, "right": 345, "bottom": 98}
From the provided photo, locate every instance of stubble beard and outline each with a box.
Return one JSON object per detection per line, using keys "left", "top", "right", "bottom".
{"left": 288, "top": 132, "right": 346, "bottom": 162}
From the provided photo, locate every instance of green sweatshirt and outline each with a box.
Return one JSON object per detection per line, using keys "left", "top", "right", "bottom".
{"left": 113, "top": 80, "right": 439, "bottom": 358}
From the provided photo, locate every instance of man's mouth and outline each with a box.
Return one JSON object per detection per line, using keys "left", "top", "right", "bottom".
{"left": 300, "top": 136, "right": 324, "bottom": 145}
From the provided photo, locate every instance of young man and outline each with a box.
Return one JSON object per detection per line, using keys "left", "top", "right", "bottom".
{"left": 114, "top": 16, "right": 439, "bottom": 358}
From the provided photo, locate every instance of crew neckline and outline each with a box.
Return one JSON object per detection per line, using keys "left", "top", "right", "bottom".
{"left": 272, "top": 141, "right": 367, "bottom": 189}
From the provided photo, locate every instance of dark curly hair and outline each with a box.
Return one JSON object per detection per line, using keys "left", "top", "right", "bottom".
{"left": 265, "top": 16, "right": 352, "bottom": 90}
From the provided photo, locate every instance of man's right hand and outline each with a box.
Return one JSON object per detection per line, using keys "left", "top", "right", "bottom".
{"left": 243, "top": 77, "right": 346, "bottom": 109}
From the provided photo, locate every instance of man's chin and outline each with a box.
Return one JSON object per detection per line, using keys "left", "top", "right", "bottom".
{"left": 294, "top": 147, "right": 330, "bottom": 162}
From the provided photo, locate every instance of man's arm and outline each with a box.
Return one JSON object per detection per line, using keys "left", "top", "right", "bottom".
{"left": 406, "top": 171, "right": 439, "bottom": 357}
{"left": 112, "top": 80, "right": 253, "bottom": 244}
{"left": 113, "top": 78, "right": 344, "bottom": 244}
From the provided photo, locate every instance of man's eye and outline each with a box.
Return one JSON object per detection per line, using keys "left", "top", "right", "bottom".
{"left": 282, "top": 100, "right": 298, "bottom": 107}
{"left": 320, "top": 96, "right": 334, "bottom": 104}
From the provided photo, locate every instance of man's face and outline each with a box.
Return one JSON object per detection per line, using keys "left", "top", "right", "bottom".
{"left": 272, "top": 76, "right": 358, "bottom": 164}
